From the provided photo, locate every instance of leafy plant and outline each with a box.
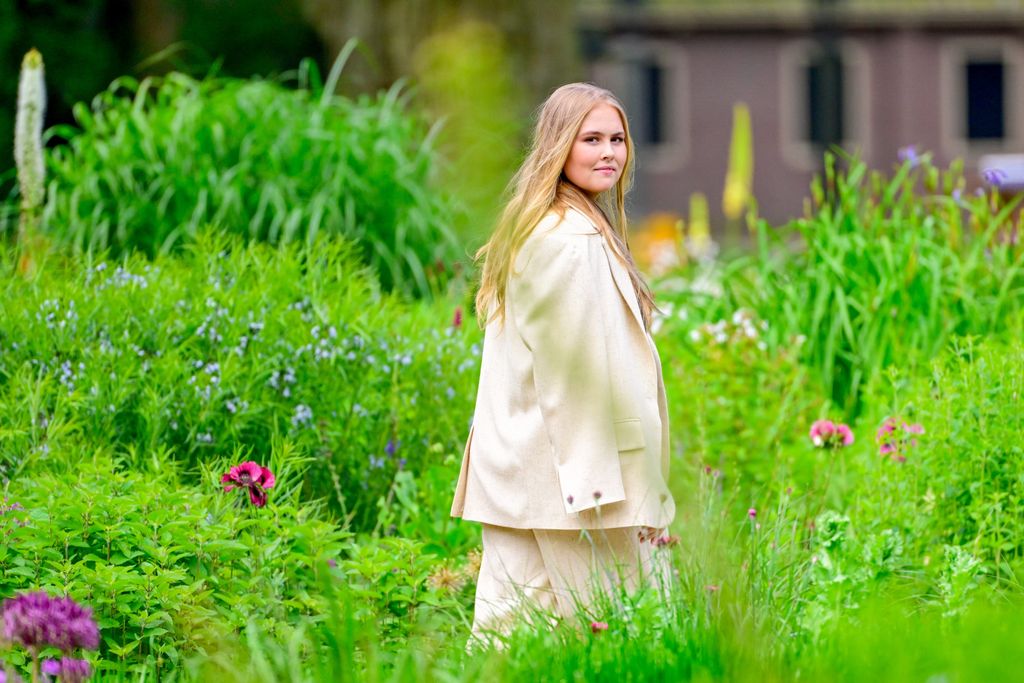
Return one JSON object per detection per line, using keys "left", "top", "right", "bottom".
{"left": 0, "top": 232, "right": 481, "bottom": 532}
{"left": 6, "top": 56, "right": 463, "bottom": 296}
{"left": 661, "top": 152, "right": 1024, "bottom": 416}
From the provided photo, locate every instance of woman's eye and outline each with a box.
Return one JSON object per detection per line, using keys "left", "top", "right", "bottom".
{"left": 612, "top": 136, "right": 624, "bottom": 143}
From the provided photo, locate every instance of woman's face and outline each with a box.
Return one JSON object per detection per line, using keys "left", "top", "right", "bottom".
{"left": 563, "top": 103, "right": 628, "bottom": 196}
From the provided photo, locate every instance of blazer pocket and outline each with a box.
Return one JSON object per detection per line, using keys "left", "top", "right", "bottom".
{"left": 614, "top": 418, "right": 646, "bottom": 452}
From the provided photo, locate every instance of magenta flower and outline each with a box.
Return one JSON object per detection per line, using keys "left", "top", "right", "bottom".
{"left": 652, "top": 535, "right": 679, "bottom": 548}
{"left": 2, "top": 591, "right": 99, "bottom": 654}
{"left": 452, "top": 306, "right": 463, "bottom": 330}
{"left": 42, "top": 658, "right": 91, "bottom": 683}
{"left": 747, "top": 508, "right": 757, "bottom": 519}
{"left": 876, "top": 417, "right": 924, "bottom": 462}
{"left": 220, "top": 461, "right": 276, "bottom": 507}
{"left": 590, "top": 621, "right": 609, "bottom": 633}
{"left": 809, "top": 419, "right": 854, "bottom": 448}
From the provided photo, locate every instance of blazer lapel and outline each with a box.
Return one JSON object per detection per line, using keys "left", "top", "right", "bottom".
{"left": 569, "top": 208, "right": 646, "bottom": 334}
{"left": 601, "top": 240, "right": 646, "bottom": 334}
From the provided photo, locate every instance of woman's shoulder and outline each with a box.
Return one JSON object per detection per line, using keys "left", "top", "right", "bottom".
{"left": 530, "top": 206, "right": 600, "bottom": 242}
{"left": 514, "top": 207, "right": 604, "bottom": 276}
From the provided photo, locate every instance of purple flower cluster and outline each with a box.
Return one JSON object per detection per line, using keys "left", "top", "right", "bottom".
{"left": 2, "top": 591, "right": 99, "bottom": 653}
{"left": 982, "top": 168, "right": 1008, "bottom": 187}
{"left": 897, "top": 145, "right": 920, "bottom": 167}
{"left": 42, "top": 657, "right": 92, "bottom": 683}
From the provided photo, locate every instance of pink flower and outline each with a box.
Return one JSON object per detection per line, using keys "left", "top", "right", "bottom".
{"left": 653, "top": 535, "right": 679, "bottom": 548}
{"left": 809, "top": 419, "right": 854, "bottom": 448}
{"left": 590, "top": 621, "right": 609, "bottom": 633}
{"left": 809, "top": 419, "right": 836, "bottom": 446}
{"left": 747, "top": 508, "right": 757, "bottom": 519}
{"left": 835, "top": 424, "right": 855, "bottom": 446}
{"left": 452, "top": 306, "right": 463, "bottom": 330}
{"left": 221, "top": 461, "right": 276, "bottom": 507}
{"left": 876, "top": 417, "right": 924, "bottom": 462}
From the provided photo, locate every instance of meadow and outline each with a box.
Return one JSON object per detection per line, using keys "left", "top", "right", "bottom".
{"left": 3, "top": 62, "right": 1024, "bottom": 682}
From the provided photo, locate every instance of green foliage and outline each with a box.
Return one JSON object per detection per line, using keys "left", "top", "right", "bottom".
{"left": 0, "top": 232, "right": 480, "bottom": 534}
{"left": 663, "top": 153, "right": 1024, "bottom": 416}
{"left": 0, "top": 449, "right": 351, "bottom": 676}
{"left": 12, "top": 61, "right": 463, "bottom": 296}
{"left": 853, "top": 339, "right": 1024, "bottom": 583}
{"left": 654, "top": 306, "right": 824, "bottom": 495}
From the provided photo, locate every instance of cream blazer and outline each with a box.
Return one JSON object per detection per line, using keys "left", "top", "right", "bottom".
{"left": 450, "top": 207, "right": 676, "bottom": 530}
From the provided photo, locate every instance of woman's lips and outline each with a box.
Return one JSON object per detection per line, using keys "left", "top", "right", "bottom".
{"left": 595, "top": 167, "right": 616, "bottom": 174}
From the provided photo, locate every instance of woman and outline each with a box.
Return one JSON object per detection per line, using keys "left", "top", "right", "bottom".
{"left": 451, "top": 83, "right": 676, "bottom": 639}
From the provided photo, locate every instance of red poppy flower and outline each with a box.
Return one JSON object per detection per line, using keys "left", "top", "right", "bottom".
{"left": 221, "top": 461, "right": 275, "bottom": 507}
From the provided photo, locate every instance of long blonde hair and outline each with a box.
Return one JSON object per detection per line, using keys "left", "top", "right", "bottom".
{"left": 474, "top": 82, "right": 656, "bottom": 329}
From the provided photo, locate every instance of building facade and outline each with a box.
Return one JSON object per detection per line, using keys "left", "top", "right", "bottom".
{"left": 580, "top": 0, "right": 1024, "bottom": 227}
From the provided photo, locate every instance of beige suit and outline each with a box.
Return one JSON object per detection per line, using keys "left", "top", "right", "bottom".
{"left": 451, "top": 207, "right": 676, "bottom": 531}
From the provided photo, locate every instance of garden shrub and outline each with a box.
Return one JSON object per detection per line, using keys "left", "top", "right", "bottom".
{"left": 5, "top": 60, "right": 463, "bottom": 296}
{"left": 853, "top": 338, "right": 1024, "bottom": 582}
{"left": 0, "top": 232, "right": 481, "bottom": 535}
{"left": 0, "top": 448, "right": 351, "bottom": 675}
{"left": 654, "top": 306, "right": 825, "bottom": 501}
{"left": 661, "top": 153, "right": 1024, "bottom": 416}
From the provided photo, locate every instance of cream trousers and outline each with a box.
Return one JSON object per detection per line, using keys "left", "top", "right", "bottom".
{"left": 471, "top": 523, "right": 661, "bottom": 641}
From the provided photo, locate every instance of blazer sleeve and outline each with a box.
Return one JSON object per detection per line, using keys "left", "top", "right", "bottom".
{"left": 510, "top": 232, "right": 626, "bottom": 515}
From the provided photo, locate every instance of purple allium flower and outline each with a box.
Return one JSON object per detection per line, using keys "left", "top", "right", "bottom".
{"left": 897, "top": 145, "right": 920, "bottom": 167}
{"left": 982, "top": 168, "right": 1008, "bottom": 187}
{"left": 41, "top": 657, "right": 91, "bottom": 683}
{"left": 385, "top": 439, "right": 397, "bottom": 457}
{"left": 952, "top": 188, "right": 963, "bottom": 202}
{"left": 220, "top": 461, "right": 276, "bottom": 508}
{"left": 2, "top": 591, "right": 99, "bottom": 653}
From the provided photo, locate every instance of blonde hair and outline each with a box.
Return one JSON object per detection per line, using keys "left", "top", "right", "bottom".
{"left": 474, "top": 82, "right": 656, "bottom": 330}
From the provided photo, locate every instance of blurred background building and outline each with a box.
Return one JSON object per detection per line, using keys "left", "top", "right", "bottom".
{"left": 582, "top": 0, "right": 1024, "bottom": 225}
{"left": 3, "top": 0, "right": 1024, "bottom": 231}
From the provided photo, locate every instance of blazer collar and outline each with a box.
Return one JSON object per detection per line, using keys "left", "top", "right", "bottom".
{"left": 570, "top": 209, "right": 647, "bottom": 334}
{"left": 602, "top": 241, "right": 646, "bottom": 334}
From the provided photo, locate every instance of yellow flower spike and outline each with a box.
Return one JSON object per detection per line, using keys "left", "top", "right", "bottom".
{"left": 722, "top": 103, "right": 753, "bottom": 220}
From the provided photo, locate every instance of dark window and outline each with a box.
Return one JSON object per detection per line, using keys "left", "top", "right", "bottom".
{"left": 965, "top": 59, "right": 1006, "bottom": 140}
{"left": 805, "top": 50, "right": 845, "bottom": 148}
{"left": 632, "top": 59, "right": 665, "bottom": 147}
{"left": 643, "top": 61, "right": 664, "bottom": 145}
